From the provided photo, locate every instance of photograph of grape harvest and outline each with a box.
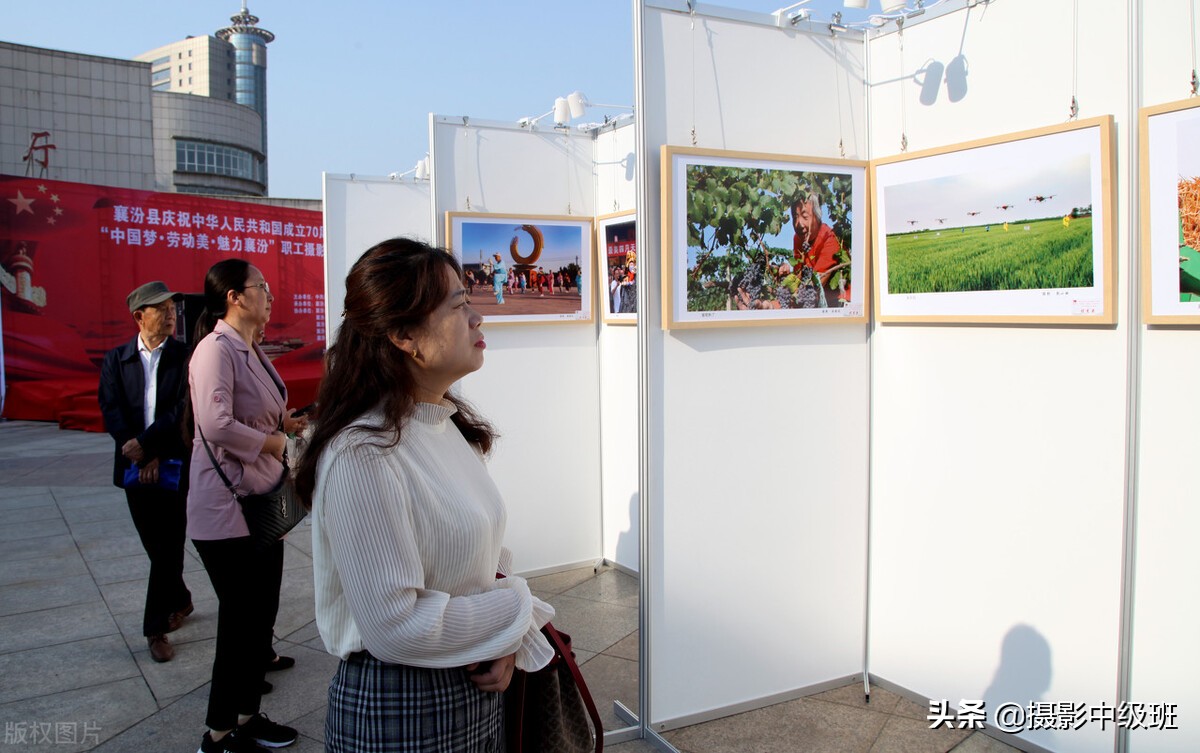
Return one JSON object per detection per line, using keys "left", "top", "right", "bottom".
{"left": 684, "top": 165, "right": 855, "bottom": 311}
{"left": 882, "top": 153, "right": 1094, "bottom": 295}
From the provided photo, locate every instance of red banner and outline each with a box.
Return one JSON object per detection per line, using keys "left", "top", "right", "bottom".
{"left": 0, "top": 174, "right": 325, "bottom": 428}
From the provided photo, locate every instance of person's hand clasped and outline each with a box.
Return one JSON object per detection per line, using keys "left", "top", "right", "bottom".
{"left": 121, "top": 438, "right": 145, "bottom": 463}
{"left": 465, "top": 653, "right": 516, "bottom": 693}
{"left": 263, "top": 431, "right": 287, "bottom": 462}
{"left": 138, "top": 457, "right": 160, "bottom": 485}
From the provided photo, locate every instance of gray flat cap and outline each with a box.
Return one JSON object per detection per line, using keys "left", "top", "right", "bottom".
{"left": 127, "top": 281, "right": 182, "bottom": 313}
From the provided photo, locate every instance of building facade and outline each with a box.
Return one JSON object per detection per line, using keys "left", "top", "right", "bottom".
{"left": 0, "top": 4, "right": 278, "bottom": 198}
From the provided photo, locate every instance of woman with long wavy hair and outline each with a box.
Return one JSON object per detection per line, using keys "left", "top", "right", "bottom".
{"left": 295, "top": 238, "right": 554, "bottom": 752}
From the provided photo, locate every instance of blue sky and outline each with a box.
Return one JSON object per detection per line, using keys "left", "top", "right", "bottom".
{"left": 882, "top": 153, "right": 1092, "bottom": 234}
{"left": 460, "top": 221, "right": 584, "bottom": 269}
{"left": 2, "top": 1, "right": 880, "bottom": 200}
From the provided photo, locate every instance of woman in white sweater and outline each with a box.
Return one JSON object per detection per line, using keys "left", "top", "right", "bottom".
{"left": 294, "top": 238, "right": 554, "bottom": 753}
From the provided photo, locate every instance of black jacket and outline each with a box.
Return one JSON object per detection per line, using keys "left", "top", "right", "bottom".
{"left": 98, "top": 335, "right": 190, "bottom": 489}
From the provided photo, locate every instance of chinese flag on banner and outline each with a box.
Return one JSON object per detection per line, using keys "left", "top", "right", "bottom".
{"left": 0, "top": 174, "right": 326, "bottom": 428}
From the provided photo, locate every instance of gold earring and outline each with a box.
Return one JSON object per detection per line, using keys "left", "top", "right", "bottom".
{"left": 411, "top": 346, "right": 422, "bottom": 361}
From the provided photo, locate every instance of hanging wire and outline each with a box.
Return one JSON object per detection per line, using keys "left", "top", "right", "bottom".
{"left": 834, "top": 33, "right": 846, "bottom": 157}
{"left": 612, "top": 137, "right": 620, "bottom": 213}
{"left": 564, "top": 130, "right": 573, "bottom": 215}
{"left": 463, "top": 124, "right": 473, "bottom": 211}
{"left": 691, "top": 0, "right": 700, "bottom": 145}
{"left": 1191, "top": 0, "right": 1199, "bottom": 95}
{"left": 898, "top": 17, "right": 908, "bottom": 152}
{"left": 1069, "top": 0, "right": 1080, "bottom": 119}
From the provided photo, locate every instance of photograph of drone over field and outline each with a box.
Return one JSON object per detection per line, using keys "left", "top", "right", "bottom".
{"left": 883, "top": 154, "right": 1094, "bottom": 295}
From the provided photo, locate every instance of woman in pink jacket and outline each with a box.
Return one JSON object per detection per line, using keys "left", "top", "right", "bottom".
{"left": 187, "top": 258, "right": 299, "bottom": 753}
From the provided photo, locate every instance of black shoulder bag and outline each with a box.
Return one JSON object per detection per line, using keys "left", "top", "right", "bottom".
{"left": 197, "top": 425, "right": 306, "bottom": 549}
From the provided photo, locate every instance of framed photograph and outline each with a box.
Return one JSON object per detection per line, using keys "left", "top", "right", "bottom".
{"left": 661, "top": 146, "right": 869, "bottom": 329}
{"left": 445, "top": 212, "right": 593, "bottom": 325}
{"left": 872, "top": 116, "right": 1116, "bottom": 324}
{"left": 596, "top": 211, "right": 637, "bottom": 324}
{"left": 1141, "top": 98, "right": 1200, "bottom": 324}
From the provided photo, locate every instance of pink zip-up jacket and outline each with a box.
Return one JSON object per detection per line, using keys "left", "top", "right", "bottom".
{"left": 186, "top": 318, "right": 287, "bottom": 540}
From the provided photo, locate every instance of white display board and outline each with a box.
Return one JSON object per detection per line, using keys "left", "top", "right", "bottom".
{"left": 431, "top": 116, "right": 603, "bottom": 574}
{"left": 865, "top": 1, "right": 1130, "bottom": 752}
{"left": 639, "top": 1, "right": 870, "bottom": 727}
{"left": 595, "top": 122, "right": 640, "bottom": 572}
{"left": 321, "top": 174, "right": 432, "bottom": 340}
{"left": 1130, "top": 1, "right": 1200, "bottom": 750}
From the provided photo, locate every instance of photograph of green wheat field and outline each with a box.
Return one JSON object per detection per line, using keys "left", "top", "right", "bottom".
{"left": 882, "top": 153, "right": 1094, "bottom": 295}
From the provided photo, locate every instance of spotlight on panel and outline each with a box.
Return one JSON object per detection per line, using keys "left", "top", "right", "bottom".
{"left": 553, "top": 97, "right": 570, "bottom": 126}
{"left": 787, "top": 8, "right": 811, "bottom": 23}
{"left": 567, "top": 91, "right": 588, "bottom": 119}
{"left": 843, "top": 0, "right": 869, "bottom": 8}
{"left": 881, "top": 0, "right": 907, "bottom": 11}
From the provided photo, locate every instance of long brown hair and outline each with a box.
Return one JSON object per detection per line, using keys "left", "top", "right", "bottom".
{"left": 293, "top": 237, "right": 496, "bottom": 508}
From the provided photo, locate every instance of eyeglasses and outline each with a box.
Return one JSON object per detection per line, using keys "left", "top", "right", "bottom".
{"left": 245, "top": 282, "right": 271, "bottom": 295}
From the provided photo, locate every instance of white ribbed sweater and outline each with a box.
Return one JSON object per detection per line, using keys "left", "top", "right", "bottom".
{"left": 311, "top": 402, "right": 553, "bottom": 671}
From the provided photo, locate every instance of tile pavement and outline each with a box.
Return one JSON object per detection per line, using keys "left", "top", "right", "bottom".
{"left": 0, "top": 419, "right": 1021, "bottom": 752}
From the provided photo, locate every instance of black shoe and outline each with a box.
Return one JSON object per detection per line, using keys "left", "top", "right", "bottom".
{"left": 237, "top": 713, "right": 297, "bottom": 748}
{"left": 197, "top": 730, "right": 266, "bottom": 753}
{"left": 261, "top": 680, "right": 272, "bottom": 695}
{"left": 264, "top": 655, "right": 295, "bottom": 672}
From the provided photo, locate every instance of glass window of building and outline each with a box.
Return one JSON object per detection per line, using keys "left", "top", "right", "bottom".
{"left": 175, "top": 140, "right": 265, "bottom": 185}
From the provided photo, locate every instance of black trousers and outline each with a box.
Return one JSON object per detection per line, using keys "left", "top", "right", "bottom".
{"left": 125, "top": 485, "right": 191, "bottom": 636}
{"left": 194, "top": 536, "right": 285, "bottom": 731}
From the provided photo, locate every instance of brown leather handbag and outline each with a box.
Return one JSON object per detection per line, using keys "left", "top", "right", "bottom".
{"left": 504, "top": 622, "right": 603, "bottom": 753}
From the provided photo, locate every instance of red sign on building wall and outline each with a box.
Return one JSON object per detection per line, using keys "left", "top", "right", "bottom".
{"left": 0, "top": 174, "right": 326, "bottom": 427}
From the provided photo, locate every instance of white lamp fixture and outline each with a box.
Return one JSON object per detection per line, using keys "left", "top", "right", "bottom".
{"left": 843, "top": 0, "right": 869, "bottom": 8}
{"left": 388, "top": 156, "right": 431, "bottom": 182}
{"left": 553, "top": 97, "right": 570, "bottom": 126}
{"left": 567, "top": 91, "right": 588, "bottom": 119}
{"left": 565, "top": 91, "right": 632, "bottom": 117}
{"left": 881, "top": 0, "right": 907, "bottom": 12}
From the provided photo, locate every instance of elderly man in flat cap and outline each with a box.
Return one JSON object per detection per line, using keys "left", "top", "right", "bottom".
{"left": 99, "top": 281, "right": 194, "bottom": 663}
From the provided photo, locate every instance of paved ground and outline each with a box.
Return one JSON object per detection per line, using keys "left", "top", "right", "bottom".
{"left": 469, "top": 289, "right": 584, "bottom": 317}
{"left": 0, "top": 419, "right": 1021, "bottom": 753}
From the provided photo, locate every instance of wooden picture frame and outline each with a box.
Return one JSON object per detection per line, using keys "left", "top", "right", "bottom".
{"left": 871, "top": 116, "right": 1117, "bottom": 324}
{"left": 660, "top": 146, "right": 869, "bottom": 329}
{"left": 1141, "top": 98, "right": 1200, "bottom": 324}
{"left": 445, "top": 212, "right": 593, "bottom": 325}
{"left": 596, "top": 210, "right": 637, "bottom": 325}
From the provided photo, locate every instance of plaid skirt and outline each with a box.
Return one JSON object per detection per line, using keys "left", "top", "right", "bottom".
{"left": 326, "top": 651, "right": 504, "bottom": 753}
